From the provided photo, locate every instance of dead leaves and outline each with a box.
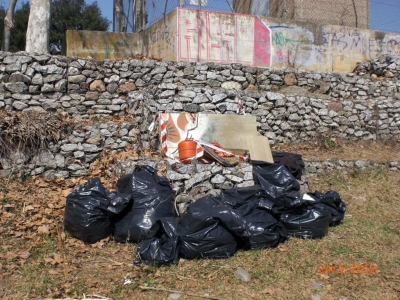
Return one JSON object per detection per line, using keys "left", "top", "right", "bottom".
{"left": 44, "top": 253, "right": 64, "bottom": 265}
{"left": 1, "top": 249, "right": 31, "bottom": 261}
{"left": 38, "top": 224, "right": 50, "bottom": 235}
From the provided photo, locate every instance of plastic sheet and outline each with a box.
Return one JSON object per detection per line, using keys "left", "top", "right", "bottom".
{"left": 113, "top": 166, "right": 175, "bottom": 243}
{"left": 251, "top": 161, "right": 304, "bottom": 213}
{"left": 280, "top": 206, "right": 331, "bottom": 239}
{"left": 307, "top": 191, "right": 347, "bottom": 226}
{"left": 64, "top": 178, "right": 115, "bottom": 244}
{"left": 134, "top": 217, "right": 180, "bottom": 266}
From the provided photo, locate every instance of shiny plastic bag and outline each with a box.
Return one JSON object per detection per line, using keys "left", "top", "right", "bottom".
{"left": 217, "top": 187, "right": 287, "bottom": 249}
{"left": 232, "top": 199, "right": 288, "bottom": 249}
{"left": 64, "top": 178, "right": 115, "bottom": 244}
{"left": 113, "top": 166, "right": 175, "bottom": 243}
{"left": 178, "top": 217, "right": 237, "bottom": 259}
{"left": 307, "top": 191, "right": 346, "bottom": 226}
{"left": 178, "top": 196, "right": 239, "bottom": 259}
{"left": 134, "top": 217, "right": 180, "bottom": 266}
{"left": 280, "top": 206, "right": 331, "bottom": 239}
{"left": 251, "top": 161, "right": 304, "bottom": 213}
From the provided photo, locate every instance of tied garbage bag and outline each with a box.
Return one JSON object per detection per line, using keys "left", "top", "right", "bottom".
{"left": 233, "top": 199, "right": 288, "bottom": 250}
{"left": 113, "top": 166, "right": 175, "bottom": 243}
{"left": 217, "top": 187, "right": 288, "bottom": 249}
{"left": 134, "top": 217, "right": 180, "bottom": 266}
{"left": 178, "top": 196, "right": 239, "bottom": 259}
{"left": 306, "top": 191, "right": 346, "bottom": 226}
{"left": 280, "top": 205, "right": 331, "bottom": 239}
{"left": 251, "top": 161, "right": 304, "bottom": 213}
{"left": 178, "top": 217, "right": 237, "bottom": 259}
{"left": 64, "top": 178, "right": 130, "bottom": 244}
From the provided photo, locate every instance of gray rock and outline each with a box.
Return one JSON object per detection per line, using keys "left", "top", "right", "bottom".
{"left": 266, "top": 92, "right": 284, "bottom": 101}
{"left": 225, "top": 174, "right": 244, "bottom": 183}
{"left": 185, "top": 171, "right": 212, "bottom": 190}
{"left": 74, "top": 151, "right": 85, "bottom": 158}
{"left": 221, "top": 81, "right": 242, "bottom": 90}
{"left": 211, "top": 174, "right": 226, "bottom": 184}
{"left": 179, "top": 90, "right": 196, "bottom": 98}
{"left": 68, "top": 75, "right": 86, "bottom": 83}
{"left": 55, "top": 154, "right": 65, "bottom": 168}
{"left": 212, "top": 93, "right": 227, "bottom": 103}
{"left": 167, "top": 170, "right": 191, "bottom": 180}
{"left": 61, "top": 144, "right": 79, "bottom": 152}
{"left": 82, "top": 143, "right": 100, "bottom": 152}
{"left": 12, "top": 101, "right": 28, "bottom": 110}
{"left": 9, "top": 72, "right": 31, "bottom": 83}
{"left": 184, "top": 103, "right": 200, "bottom": 112}
{"left": 5, "top": 82, "right": 28, "bottom": 93}
{"left": 193, "top": 94, "right": 209, "bottom": 104}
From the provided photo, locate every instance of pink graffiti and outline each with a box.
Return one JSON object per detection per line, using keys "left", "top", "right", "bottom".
{"left": 177, "top": 8, "right": 271, "bottom": 68}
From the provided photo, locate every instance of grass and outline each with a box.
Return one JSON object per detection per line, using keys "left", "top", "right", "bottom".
{"left": 1, "top": 167, "right": 400, "bottom": 300}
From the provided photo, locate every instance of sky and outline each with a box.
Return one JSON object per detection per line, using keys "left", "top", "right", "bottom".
{"left": 1, "top": 0, "right": 400, "bottom": 34}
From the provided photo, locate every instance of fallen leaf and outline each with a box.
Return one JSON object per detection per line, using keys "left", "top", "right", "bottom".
{"left": 24, "top": 205, "right": 34, "bottom": 211}
{"left": 38, "top": 225, "right": 50, "bottom": 235}
{"left": 19, "top": 250, "right": 31, "bottom": 259}
{"left": 48, "top": 269, "right": 59, "bottom": 275}
{"left": 5, "top": 252, "right": 18, "bottom": 261}
{"left": 319, "top": 273, "right": 330, "bottom": 280}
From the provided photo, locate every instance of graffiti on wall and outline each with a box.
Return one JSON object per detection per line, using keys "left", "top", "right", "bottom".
{"left": 268, "top": 25, "right": 325, "bottom": 68}
{"left": 322, "top": 27, "right": 400, "bottom": 57}
{"left": 177, "top": 9, "right": 272, "bottom": 68}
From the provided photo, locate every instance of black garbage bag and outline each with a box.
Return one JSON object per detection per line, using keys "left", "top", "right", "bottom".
{"left": 113, "top": 166, "right": 175, "bottom": 243}
{"left": 134, "top": 217, "right": 180, "bottom": 266}
{"left": 177, "top": 196, "right": 239, "bottom": 259}
{"left": 280, "top": 205, "right": 331, "bottom": 239}
{"left": 106, "top": 191, "right": 133, "bottom": 216}
{"left": 178, "top": 217, "right": 237, "bottom": 259}
{"left": 233, "top": 199, "right": 288, "bottom": 249}
{"left": 251, "top": 161, "right": 304, "bottom": 213}
{"left": 272, "top": 151, "right": 305, "bottom": 180}
{"left": 217, "top": 186, "right": 288, "bottom": 249}
{"left": 307, "top": 191, "right": 346, "bottom": 226}
{"left": 64, "top": 178, "right": 116, "bottom": 244}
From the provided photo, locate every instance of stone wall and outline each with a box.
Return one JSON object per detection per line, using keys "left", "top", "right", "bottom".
{"left": 1, "top": 52, "right": 400, "bottom": 179}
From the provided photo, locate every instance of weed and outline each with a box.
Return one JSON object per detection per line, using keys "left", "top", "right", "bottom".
{"left": 332, "top": 244, "right": 353, "bottom": 256}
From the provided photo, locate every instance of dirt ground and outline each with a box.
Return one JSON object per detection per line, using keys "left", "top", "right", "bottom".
{"left": 1, "top": 142, "right": 400, "bottom": 300}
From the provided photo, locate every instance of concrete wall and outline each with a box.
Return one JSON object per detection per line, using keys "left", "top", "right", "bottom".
{"left": 64, "top": 8, "right": 400, "bottom": 73}
{"left": 269, "top": 0, "right": 369, "bottom": 29}
{"left": 65, "top": 9, "right": 177, "bottom": 61}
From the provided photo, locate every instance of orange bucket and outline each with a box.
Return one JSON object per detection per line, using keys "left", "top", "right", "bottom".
{"left": 178, "top": 140, "right": 198, "bottom": 164}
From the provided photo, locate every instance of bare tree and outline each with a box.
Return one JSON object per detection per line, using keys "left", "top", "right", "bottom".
{"left": 134, "top": 0, "right": 144, "bottom": 32}
{"left": 2, "top": 0, "right": 18, "bottom": 51}
{"left": 233, "top": 0, "right": 251, "bottom": 14}
{"left": 114, "top": 0, "right": 126, "bottom": 32}
{"left": 25, "top": 0, "right": 50, "bottom": 54}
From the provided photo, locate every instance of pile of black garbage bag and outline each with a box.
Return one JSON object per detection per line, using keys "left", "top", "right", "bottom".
{"left": 64, "top": 162, "right": 346, "bottom": 267}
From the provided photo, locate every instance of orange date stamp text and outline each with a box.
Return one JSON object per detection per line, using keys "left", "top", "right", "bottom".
{"left": 318, "top": 264, "right": 377, "bottom": 275}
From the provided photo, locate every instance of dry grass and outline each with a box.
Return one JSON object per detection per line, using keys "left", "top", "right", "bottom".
{"left": 0, "top": 111, "right": 71, "bottom": 158}
{"left": 0, "top": 166, "right": 399, "bottom": 299}
{"left": 275, "top": 140, "right": 400, "bottom": 162}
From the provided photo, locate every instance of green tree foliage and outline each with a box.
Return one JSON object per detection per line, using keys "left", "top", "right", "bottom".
{"left": 0, "top": 0, "right": 109, "bottom": 53}
{"left": 50, "top": 0, "right": 110, "bottom": 51}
